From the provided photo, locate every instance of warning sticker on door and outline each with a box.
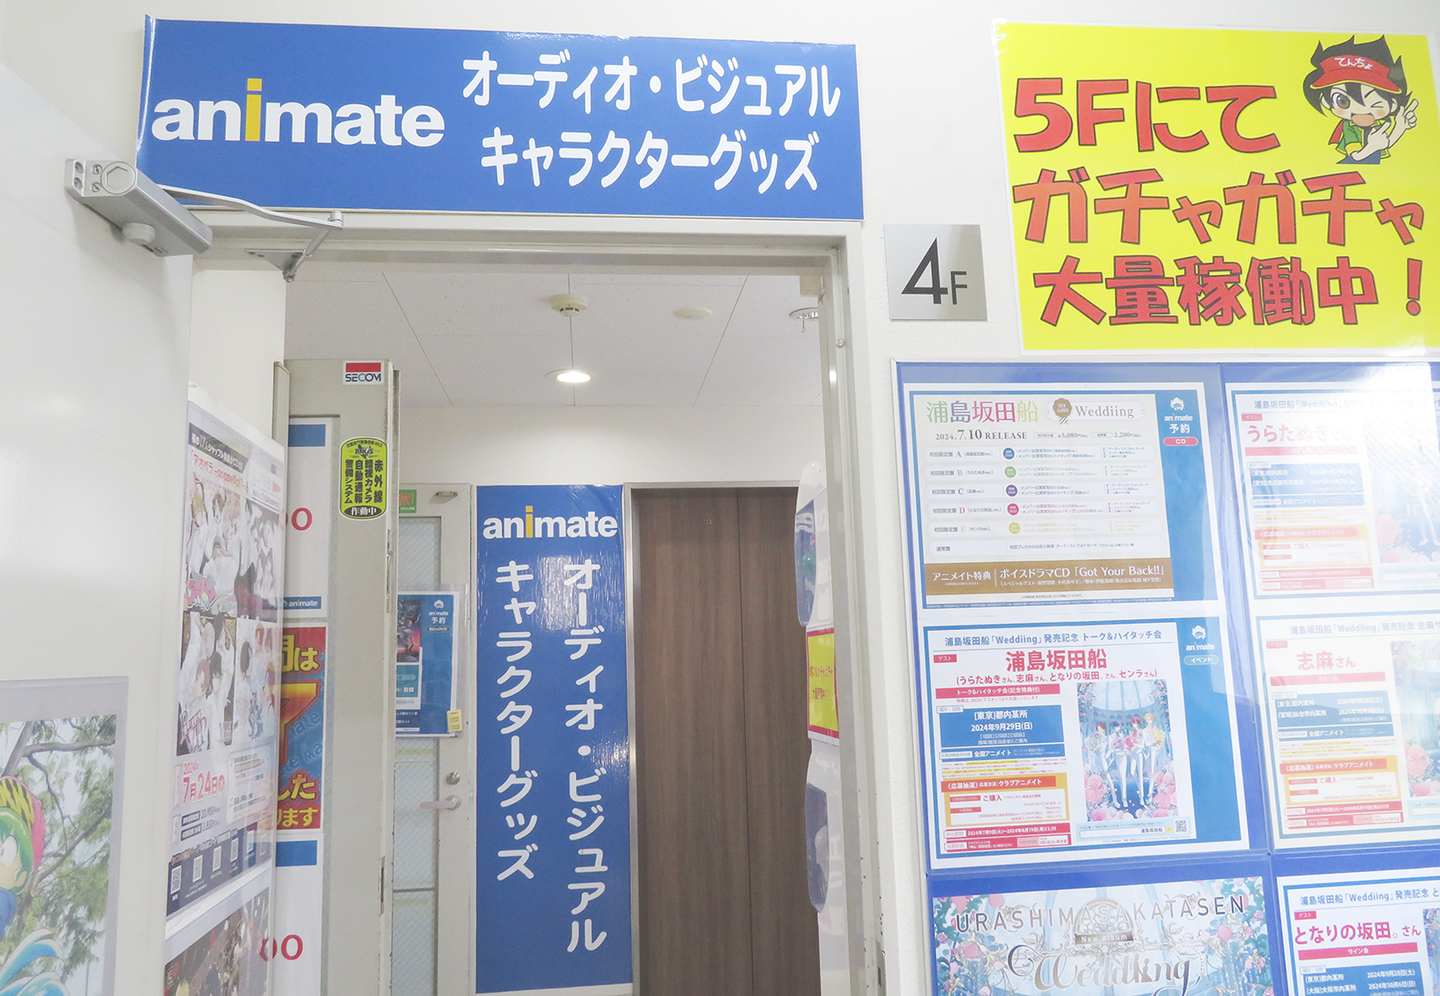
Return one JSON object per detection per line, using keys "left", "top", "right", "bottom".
{"left": 339, "top": 437, "right": 387, "bottom": 519}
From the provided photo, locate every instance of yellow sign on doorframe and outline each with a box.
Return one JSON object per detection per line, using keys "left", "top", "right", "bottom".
{"left": 995, "top": 22, "right": 1437, "bottom": 350}
{"left": 807, "top": 628, "right": 839, "bottom": 741}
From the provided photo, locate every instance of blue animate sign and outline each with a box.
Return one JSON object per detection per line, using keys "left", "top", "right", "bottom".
{"left": 136, "top": 19, "right": 862, "bottom": 220}
{"left": 475, "top": 486, "right": 630, "bottom": 993}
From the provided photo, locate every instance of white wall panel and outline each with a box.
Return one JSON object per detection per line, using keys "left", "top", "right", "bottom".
{"left": 0, "top": 59, "right": 192, "bottom": 996}
{"left": 190, "top": 267, "right": 286, "bottom": 434}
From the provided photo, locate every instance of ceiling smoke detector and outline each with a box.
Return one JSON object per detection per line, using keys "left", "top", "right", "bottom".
{"left": 789, "top": 307, "right": 820, "bottom": 321}
{"left": 675, "top": 305, "right": 712, "bottom": 320}
{"left": 549, "top": 294, "right": 589, "bottom": 316}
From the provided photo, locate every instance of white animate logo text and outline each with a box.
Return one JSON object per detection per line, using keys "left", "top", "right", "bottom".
{"left": 483, "top": 505, "right": 618, "bottom": 539}
{"left": 150, "top": 77, "right": 445, "bottom": 147}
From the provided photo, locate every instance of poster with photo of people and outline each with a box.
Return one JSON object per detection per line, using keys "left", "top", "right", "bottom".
{"left": 170, "top": 389, "right": 285, "bottom": 920}
{"left": 162, "top": 877, "right": 270, "bottom": 996}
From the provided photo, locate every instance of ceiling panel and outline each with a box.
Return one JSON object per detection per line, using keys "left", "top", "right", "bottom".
{"left": 284, "top": 267, "right": 823, "bottom": 409}
{"left": 569, "top": 273, "right": 748, "bottom": 286}
{"left": 385, "top": 272, "right": 571, "bottom": 337}
{"left": 725, "top": 275, "right": 817, "bottom": 337}
{"left": 695, "top": 335, "right": 822, "bottom": 406}
{"left": 284, "top": 280, "right": 434, "bottom": 374}
{"left": 566, "top": 281, "right": 742, "bottom": 338}
{"left": 421, "top": 335, "right": 575, "bottom": 406}
{"left": 573, "top": 374, "right": 704, "bottom": 407}
{"left": 397, "top": 372, "right": 450, "bottom": 408}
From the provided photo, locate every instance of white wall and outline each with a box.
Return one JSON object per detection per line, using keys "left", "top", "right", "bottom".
{"left": 399, "top": 405, "right": 823, "bottom": 485}
{"left": 190, "top": 267, "right": 287, "bottom": 434}
{"left": 5, "top": 2, "right": 1440, "bottom": 994}
{"left": 0, "top": 60, "right": 192, "bottom": 996}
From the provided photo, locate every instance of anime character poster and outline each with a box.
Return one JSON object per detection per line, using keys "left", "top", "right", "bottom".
{"left": 0, "top": 678, "right": 125, "bottom": 996}
{"left": 932, "top": 875, "right": 1271, "bottom": 996}
{"left": 171, "top": 388, "right": 285, "bottom": 919}
{"left": 996, "top": 24, "right": 1438, "bottom": 350}
{"left": 1076, "top": 679, "right": 1179, "bottom": 822}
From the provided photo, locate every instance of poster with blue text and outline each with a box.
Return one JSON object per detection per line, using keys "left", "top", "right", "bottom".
{"left": 895, "top": 362, "right": 1254, "bottom": 870}
{"left": 475, "top": 486, "right": 630, "bottom": 994}
{"left": 1277, "top": 865, "right": 1440, "bottom": 996}
{"left": 395, "top": 592, "right": 457, "bottom": 736}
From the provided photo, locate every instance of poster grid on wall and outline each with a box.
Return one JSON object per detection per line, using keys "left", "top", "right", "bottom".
{"left": 900, "top": 361, "right": 1440, "bottom": 996}
{"left": 894, "top": 363, "right": 1254, "bottom": 872}
{"left": 1223, "top": 364, "right": 1440, "bottom": 850}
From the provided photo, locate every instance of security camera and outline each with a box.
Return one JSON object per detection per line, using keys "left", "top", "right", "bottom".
{"left": 64, "top": 159, "right": 212, "bottom": 256}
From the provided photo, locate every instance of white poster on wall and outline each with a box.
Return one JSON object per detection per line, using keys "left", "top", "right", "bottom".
{"left": 169, "top": 386, "right": 285, "bottom": 925}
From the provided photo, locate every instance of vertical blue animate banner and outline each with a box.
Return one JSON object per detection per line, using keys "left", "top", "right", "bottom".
{"left": 476, "top": 486, "right": 630, "bottom": 993}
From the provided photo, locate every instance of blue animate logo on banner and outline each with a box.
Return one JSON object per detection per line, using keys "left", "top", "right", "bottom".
{"left": 136, "top": 19, "right": 862, "bottom": 220}
{"left": 475, "top": 485, "right": 630, "bottom": 993}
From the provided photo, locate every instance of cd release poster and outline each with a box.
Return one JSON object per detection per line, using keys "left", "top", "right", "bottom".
{"left": 932, "top": 876, "right": 1272, "bottom": 996}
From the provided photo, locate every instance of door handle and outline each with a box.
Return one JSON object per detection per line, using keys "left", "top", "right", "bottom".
{"left": 419, "top": 795, "right": 461, "bottom": 811}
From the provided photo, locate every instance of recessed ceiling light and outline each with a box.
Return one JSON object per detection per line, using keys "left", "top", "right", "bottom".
{"left": 675, "top": 305, "right": 712, "bottom": 319}
{"left": 550, "top": 368, "right": 591, "bottom": 384}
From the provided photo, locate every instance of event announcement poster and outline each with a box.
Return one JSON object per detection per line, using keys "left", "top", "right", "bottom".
{"left": 171, "top": 389, "right": 285, "bottom": 919}
{"left": 996, "top": 24, "right": 1438, "bottom": 350}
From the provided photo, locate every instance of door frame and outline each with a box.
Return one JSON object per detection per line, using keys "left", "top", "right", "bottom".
{"left": 200, "top": 211, "right": 885, "bottom": 996}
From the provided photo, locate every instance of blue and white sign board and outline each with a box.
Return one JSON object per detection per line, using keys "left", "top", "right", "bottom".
{"left": 137, "top": 19, "right": 862, "bottom": 220}
{"left": 395, "top": 591, "right": 457, "bottom": 736}
{"left": 475, "top": 486, "right": 630, "bottom": 993}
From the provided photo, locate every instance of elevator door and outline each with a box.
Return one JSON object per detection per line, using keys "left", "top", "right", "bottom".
{"left": 631, "top": 487, "right": 820, "bottom": 996}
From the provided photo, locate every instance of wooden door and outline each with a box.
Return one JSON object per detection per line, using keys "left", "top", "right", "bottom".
{"left": 632, "top": 488, "right": 820, "bottom": 996}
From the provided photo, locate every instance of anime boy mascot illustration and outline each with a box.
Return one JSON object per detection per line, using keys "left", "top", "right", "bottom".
{"left": 1304, "top": 35, "right": 1420, "bottom": 163}
{"left": 0, "top": 777, "right": 43, "bottom": 943}
{"left": 0, "top": 776, "right": 66, "bottom": 996}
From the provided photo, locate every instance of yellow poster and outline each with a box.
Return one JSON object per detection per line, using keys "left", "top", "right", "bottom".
{"left": 997, "top": 23, "right": 1437, "bottom": 350}
{"left": 806, "top": 628, "right": 838, "bottom": 740}
{"left": 339, "top": 436, "right": 387, "bottom": 519}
